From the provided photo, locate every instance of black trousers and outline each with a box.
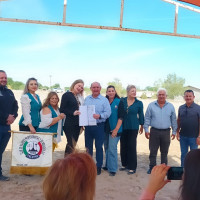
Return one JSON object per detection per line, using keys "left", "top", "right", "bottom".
{"left": 149, "top": 128, "right": 170, "bottom": 168}
{"left": 63, "top": 125, "right": 81, "bottom": 155}
{"left": 120, "top": 129, "right": 138, "bottom": 170}
{"left": 0, "top": 125, "right": 11, "bottom": 175}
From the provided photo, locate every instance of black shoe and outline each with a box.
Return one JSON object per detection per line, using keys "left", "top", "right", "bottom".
{"left": 0, "top": 175, "right": 10, "bottom": 181}
{"left": 109, "top": 172, "right": 116, "bottom": 176}
{"left": 97, "top": 167, "right": 101, "bottom": 175}
{"left": 147, "top": 168, "right": 152, "bottom": 174}
{"left": 127, "top": 170, "right": 136, "bottom": 175}
{"left": 119, "top": 166, "right": 127, "bottom": 171}
{"left": 102, "top": 166, "right": 108, "bottom": 171}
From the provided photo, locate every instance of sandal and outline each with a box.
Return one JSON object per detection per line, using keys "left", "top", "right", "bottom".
{"left": 127, "top": 170, "right": 136, "bottom": 175}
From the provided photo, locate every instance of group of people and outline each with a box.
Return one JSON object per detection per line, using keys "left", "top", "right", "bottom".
{"left": 0, "top": 69, "right": 200, "bottom": 182}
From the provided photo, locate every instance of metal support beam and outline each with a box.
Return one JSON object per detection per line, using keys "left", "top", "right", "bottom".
{"left": 162, "top": 0, "right": 200, "bottom": 13}
{"left": 0, "top": 17, "right": 200, "bottom": 39}
{"left": 0, "top": 0, "right": 200, "bottom": 39}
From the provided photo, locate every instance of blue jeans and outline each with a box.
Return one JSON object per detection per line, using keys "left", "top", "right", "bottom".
{"left": 104, "top": 132, "right": 120, "bottom": 173}
{"left": 180, "top": 135, "right": 198, "bottom": 167}
{"left": 85, "top": 123, "right": 105, "bottom": 168}
{"left": 0, "top": 124, "right": 11, "bottom": 175}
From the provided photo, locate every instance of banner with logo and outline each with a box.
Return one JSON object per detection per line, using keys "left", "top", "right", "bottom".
{"left": 10, "top": 131, "right": 53, "bottom": 175}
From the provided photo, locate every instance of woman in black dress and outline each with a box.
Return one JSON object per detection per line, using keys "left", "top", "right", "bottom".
{"left": 60, "top": 79, "right": 84, "bottom": 156}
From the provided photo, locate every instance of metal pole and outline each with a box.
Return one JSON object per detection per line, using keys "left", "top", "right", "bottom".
{"left": 63, "top": 0, "right": 67, "bottom": 23}
{"left": 120, "top": 0, "right": 124, "bottom": 28}
{"left": 174, "top": 4, "right": 179, "bottom": 33}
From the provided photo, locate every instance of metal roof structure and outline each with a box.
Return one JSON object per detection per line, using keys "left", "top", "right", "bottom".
{"left": 0, "top": 0, "right": 200, "bottom": 39}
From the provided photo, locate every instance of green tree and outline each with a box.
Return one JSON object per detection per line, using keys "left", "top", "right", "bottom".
{"left": 7, "top": 77, "right": 14, "bottom": 88}
{"left": 38, "top": 83, "right": 43, "bottom": 89}
{"left": 145, "top": 86, "right": 157, "bottom": 91}
{"left": 52, "top": 83, "right": 60, "bottom": 89}
{"left": 140, "top": 92, "right": 147, "bottom": 99}
{"left": 153, "top": 78, "right": 163, "bottom": 91}
{"left": 162, "top": 73, "right": 185, "bottom": 99}
{"left": 12, "top": 81, "right": 25, "bottom": 90}
{"left": 64, "top": 86, "right": 70, "bottom": 92}
{"left": 7, "top": 77, "right": 24, "bottom": 90}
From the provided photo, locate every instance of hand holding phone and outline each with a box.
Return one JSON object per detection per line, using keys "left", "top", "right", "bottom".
{"left": 167, "top": 167, "right": 183, "bottom": 180}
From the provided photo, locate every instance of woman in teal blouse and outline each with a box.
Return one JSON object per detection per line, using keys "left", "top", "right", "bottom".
{"left": 19, "top": 78, "right": 42, "bottom": 133}
{"left": 37, "top": 92, "right": 65, "bottom": 151}
{"left": 103, "top": 85, "right": 124, "bottom": 176}
{"left": 120, "top": 85, "right": 144, "bottom": 174}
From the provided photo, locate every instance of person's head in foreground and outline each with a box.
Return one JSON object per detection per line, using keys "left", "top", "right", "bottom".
{"left": 43, "top": 152, "right": 96, "bottom": 200}
{"left": 141, "top": 149, "right": 200, "bottom": 200}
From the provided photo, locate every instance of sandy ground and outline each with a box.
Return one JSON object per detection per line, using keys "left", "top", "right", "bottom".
{"left": 0, "top": 90, "right": 185, "bottom": 200}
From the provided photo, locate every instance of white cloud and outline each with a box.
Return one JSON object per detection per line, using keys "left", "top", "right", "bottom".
{"left": 3, "top": 29, "right": 116, "bottom": 54}
{"left": 2, "top": 0, "right": 48, "bottom": 20}
{"left": 95, "top": 47, "right": 163, "bottom": 68}
{"left": 15, "top": 31, "right": 81, "bottom": 53}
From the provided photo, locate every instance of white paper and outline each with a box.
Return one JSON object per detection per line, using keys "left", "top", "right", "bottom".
{"left": 79, "top": 105, "right": 96, "bottom": 126}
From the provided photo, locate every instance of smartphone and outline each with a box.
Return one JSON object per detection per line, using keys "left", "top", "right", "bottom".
{"left": 167, "top": 167, "right": 183, "bottom": 180}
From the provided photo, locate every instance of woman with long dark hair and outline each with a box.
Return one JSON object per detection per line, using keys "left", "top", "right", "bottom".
{"left": 103, "top": 85, "right": 124, "bottom": 176}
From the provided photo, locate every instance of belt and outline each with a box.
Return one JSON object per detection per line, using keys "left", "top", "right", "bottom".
{"left": 151, "top": 127, "right": 170, "bottom": 131}
{"left": 97, "top": 122, "right": 105, "bottom": 126}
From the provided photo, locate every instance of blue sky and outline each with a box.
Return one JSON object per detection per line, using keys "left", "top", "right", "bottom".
{"left": 0, "top": 0, "right": 200, "bottom": 89}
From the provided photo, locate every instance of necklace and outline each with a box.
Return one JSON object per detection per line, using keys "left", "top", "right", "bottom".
{"left": 75, "top": 95, "right": 81, "bottom": 106}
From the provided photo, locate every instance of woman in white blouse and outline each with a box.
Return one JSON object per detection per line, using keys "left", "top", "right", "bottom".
{"left": 37, "top": 92, "right": 65, "bottom": 146}
{"left": 19, "top": 78, "right": 42, "bottom": 133}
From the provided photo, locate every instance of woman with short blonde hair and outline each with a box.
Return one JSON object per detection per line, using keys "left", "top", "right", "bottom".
{"left": 120, "top": 84, "right": 144, "bottom": 174}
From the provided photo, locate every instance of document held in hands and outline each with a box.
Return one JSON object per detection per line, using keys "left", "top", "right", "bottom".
{"left": 79, "top": 105, "right": 97, "bottom": 126}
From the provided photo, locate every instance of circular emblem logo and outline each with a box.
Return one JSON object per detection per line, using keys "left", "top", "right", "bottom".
{"left": 19, "top": 135, "right": 46, "bottom": 159}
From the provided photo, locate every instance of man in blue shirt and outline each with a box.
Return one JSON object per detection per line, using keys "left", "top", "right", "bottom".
{"left": 84, "top": 82, "right": 111, "bottom": 175}
{"left": 0, "top": 70, "right": 18, "bottom": 181}
{"left": 176, "top": 89, "right": 200, "bottom": 166}
{"left": 144, "top": 88, "right": 177, "bottom": 174}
